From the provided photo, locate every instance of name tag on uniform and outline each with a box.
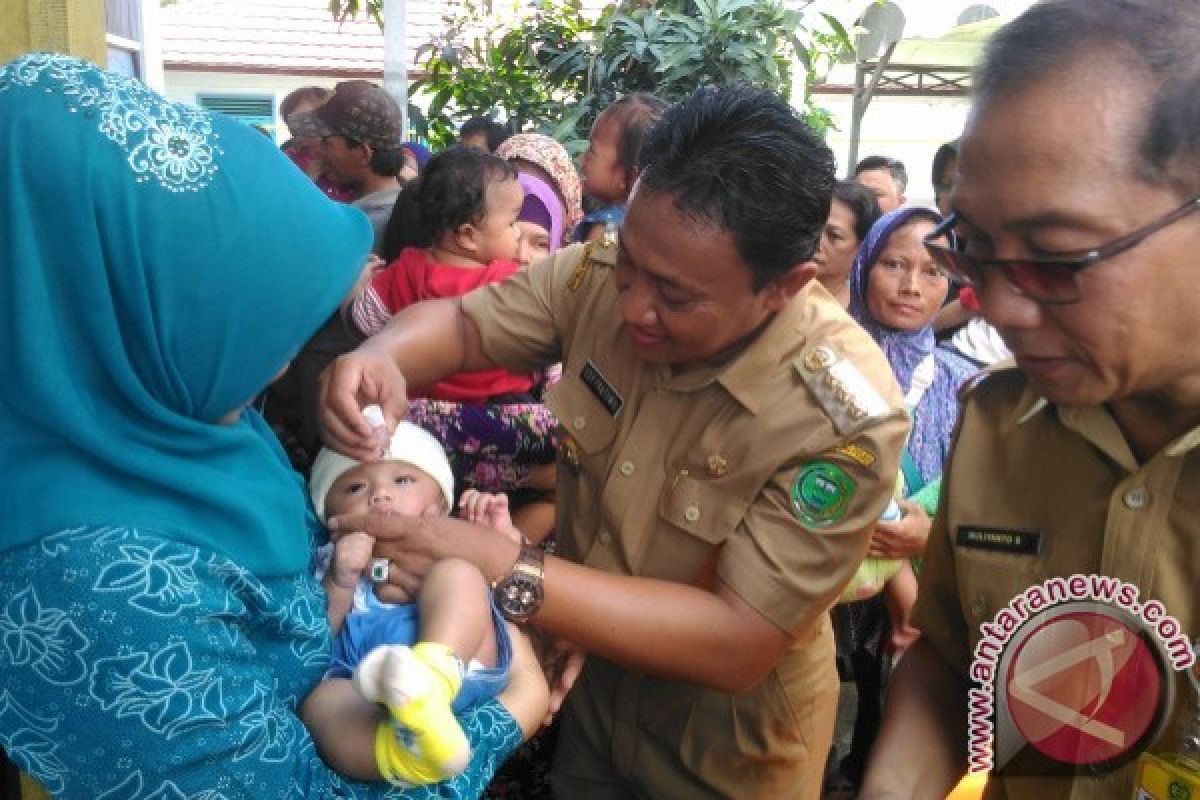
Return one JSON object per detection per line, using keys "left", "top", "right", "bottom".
{"left": 581, "top": 360, "right": 623, "bottom": 417}
{"left": 956, "top": 525, "right": 1042, "bottom": 556}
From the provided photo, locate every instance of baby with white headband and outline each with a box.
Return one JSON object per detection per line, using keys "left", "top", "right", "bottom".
{"left": 301, "top": 407, "right": 523, "bottom": 787}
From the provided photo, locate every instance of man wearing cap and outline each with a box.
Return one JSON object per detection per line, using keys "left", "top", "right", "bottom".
{"left": 287, "top": 80, "right": 406, "bottom": 254}
{"left": 318, "top": 85, "right": 910, "bottom": 799}
{"left": 861, "top": 2, "right": 1200, "bottom": 798}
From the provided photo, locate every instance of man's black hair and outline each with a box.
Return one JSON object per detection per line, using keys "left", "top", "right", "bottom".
{"left": 381, "top": 181, "right": 423, "bottom": 261}
{"left": 853, "top": 155, "right": 908, "bottom": 194}
{"left": 930, "top": 140, "right": 958, "bottom": 191}
{"left": 637, "top": 85, "right": 836, "bottom": 290}
{"left": 832, "top": 180, "right": 882, "bottom": 243}
{"left": 383, "top": 145, "right": 516, "bottom": 250}
{"left": 975, "top": 0, "right": 1200, "bottom": 195}
{"left": 460, "top": 115, "right": 513, "bottom": 152}
{"left": 342, "top": 136, "right": 408, "bottom": 179}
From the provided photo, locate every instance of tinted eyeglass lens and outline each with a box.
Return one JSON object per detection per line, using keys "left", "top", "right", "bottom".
{"left": 930, "top": 246, "right": 978, "bottom": 284}
{"left": 1006, "top": 261, "right": 1079, "bottom": 303}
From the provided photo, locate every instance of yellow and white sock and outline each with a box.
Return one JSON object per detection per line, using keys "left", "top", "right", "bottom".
{"left": 355, "top": 643, "right": 469, "bottom": 786}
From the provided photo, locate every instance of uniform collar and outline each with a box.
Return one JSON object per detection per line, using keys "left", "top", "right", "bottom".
{"left": 1010, "top": 385, "right": 1048, "bottom": 427}
{"left": 653, "top": 289, "right": 808, "bottom": 414}
{"left": 1008, "top": 383, "right": 1139, "bottom": 469}
{"left": 1016, "top": 388, "right": 1200, "bottom": 468}
{"left": 717, "top": 290, "right": 810, "bottom": 414}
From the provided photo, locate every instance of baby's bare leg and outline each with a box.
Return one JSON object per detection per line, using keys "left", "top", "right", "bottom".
{"left": 417, "top": 557, "right": 498, "bottom": 666}
{"left": 299, "top": 678, "right": 386, "bottom": 780}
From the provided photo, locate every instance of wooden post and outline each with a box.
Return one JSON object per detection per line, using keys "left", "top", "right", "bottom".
{"left": 0, "top": 0, "right": 107, "bottom": 66}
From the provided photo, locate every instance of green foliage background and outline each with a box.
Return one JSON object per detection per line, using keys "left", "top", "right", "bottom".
{"left": 331, "top": 0, "right": 850, "bottom": 151}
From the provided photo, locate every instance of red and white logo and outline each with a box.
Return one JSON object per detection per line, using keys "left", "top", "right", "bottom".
{"left": 1004, "top": 608, "right": 1164, "bottom": 766}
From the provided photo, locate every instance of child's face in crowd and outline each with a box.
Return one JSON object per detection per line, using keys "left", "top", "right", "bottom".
{"left": 516, "top": 221, "right": 551, "bottom": 267}
{"left": 469, "top": 177, "right": 523, "bottom": 263}
{"left": 325, "top": 460, "right": 446, "bottom": 518}
{"left": 581, "top": 112, "right": 627, "bottom": 204}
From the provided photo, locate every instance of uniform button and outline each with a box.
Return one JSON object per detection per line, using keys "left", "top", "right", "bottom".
{"left": 598, "top": 530, "right": 613, "bottom": 546}
{"left": 1123, "top": 487, "right": 1149, "bottom": 509}
{"left": 572, "top": 416, "right": 587, "bottom": 430}
{"left": 619, "top": 460, "right": 635, "bottom": 477}
{"left": 684, "top": 505, "right": 701, "bottom": 523}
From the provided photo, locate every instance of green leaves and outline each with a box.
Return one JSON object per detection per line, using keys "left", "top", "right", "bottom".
{"left": 335, "top": 0, "right": 846, "bottom": 149}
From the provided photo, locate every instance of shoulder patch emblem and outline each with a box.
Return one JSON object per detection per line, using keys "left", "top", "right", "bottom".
{"left": 791, "top": 461, "right": 857, "bottom": 528}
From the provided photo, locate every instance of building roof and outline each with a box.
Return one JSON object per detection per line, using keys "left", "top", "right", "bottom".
{"left": 160, "top": 0, "right": 441, "bottom": 76}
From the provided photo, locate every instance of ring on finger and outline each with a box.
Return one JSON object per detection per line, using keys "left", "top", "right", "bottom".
{"left": 369, "top": 558, "right": 390, "bottom": 583}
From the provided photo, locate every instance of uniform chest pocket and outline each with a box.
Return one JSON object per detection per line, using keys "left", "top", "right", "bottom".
{"left": 659, "top": 472, "right": 750, "bottom": 546}
{"left": 544, "top": 376, "right": 619, "bottom": 468}
{"left": 953, "top": 532, "right": 1048, "bottom": 626}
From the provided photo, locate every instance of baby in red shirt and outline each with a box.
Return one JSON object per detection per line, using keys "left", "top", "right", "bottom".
{"left": 350, "top": 145, "right": 529, "bottom": 402}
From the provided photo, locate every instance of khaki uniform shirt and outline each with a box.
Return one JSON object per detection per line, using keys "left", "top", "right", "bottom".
{"left": 914, "top": 367, "right": 1199, "bottom": 800}
{"left": 462, "top": 240, "right": 909, "bottom": 798}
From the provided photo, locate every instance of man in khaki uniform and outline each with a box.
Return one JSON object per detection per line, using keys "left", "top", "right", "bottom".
{"left": 321, "top": 85, "right": 909, "bottom": 798}
{"left": 861, "top": 2, "right": 1200, "bottom": 798}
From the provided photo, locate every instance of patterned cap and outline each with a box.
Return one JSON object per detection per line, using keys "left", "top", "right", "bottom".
{"left": 286, "top": 80, "right": 403, "bottom": 153}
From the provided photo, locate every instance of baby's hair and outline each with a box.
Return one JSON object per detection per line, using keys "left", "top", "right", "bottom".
{"left": 409, "top": 145, "right": 517, "bottom": 244}
{"left": 601, "top": 93, "right": 668, "bottom": 178}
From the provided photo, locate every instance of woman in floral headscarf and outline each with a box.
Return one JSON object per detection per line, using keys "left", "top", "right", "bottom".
{"left": 495, "top": 133, "right": 584, "bottom": 248}
{"left": 0, "top": 53, "right": 546, "bottom": 798}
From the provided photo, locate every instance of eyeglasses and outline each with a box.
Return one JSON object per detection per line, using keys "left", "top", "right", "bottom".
{"left": 923, "top": 194, "right": 1200, "bottom": 304}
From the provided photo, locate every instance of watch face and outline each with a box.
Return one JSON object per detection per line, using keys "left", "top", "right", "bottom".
{"left": 496, "top": 574, "right": 543, "bottom": 620}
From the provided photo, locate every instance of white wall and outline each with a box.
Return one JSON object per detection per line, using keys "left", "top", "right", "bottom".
{"left": 164, "top": 70, "right": 347, "bottom": 142}
{"left": 816, "top": 91, "right": 970, "bottom": 207}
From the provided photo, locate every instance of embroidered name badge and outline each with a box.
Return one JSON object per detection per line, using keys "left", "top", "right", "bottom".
{"left": 581, "top": 360, "right": 623, "bottom": 417}
{"left": 791, "top": 462, "right": 857, "bottom": 528}
{"left": 955, "top": 526, "right": 1042, "bottom": 556}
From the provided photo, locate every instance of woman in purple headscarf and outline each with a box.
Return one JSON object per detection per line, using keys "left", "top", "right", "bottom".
{"left": 830, "top": 206, "right": 980, "bottom": 791}
{"left": 514, "top": 173, "right": 565, "bottom": 268}
{"left": 848, "top": 206, "right": 978, "bottom": 491}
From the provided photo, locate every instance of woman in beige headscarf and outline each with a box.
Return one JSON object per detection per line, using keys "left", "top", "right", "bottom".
{"left": 496, "top": 133, "right": 584, "bottom": 246}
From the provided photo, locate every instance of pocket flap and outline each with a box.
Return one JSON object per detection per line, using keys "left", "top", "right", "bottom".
{"left": 660, "top": 471, "right": 749, "bottom": 544}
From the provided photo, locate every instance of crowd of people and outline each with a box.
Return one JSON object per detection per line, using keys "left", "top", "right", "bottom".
{"left": 1, "top": 1, "right": 1197, "bottom": 798}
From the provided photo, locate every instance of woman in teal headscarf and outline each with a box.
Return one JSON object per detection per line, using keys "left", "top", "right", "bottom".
{"left": 0, "top": 54, "right": 541, "bottom": 797}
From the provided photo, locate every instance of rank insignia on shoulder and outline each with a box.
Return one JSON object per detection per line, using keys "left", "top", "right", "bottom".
{"left": 795, "top": 346, "right": 892, "bottom": 434}
{"left": 803, "top": 345, "right": 838, "bottom": 373}
{"left": 566, "top": 245, "right": 594, "bottom": 293}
